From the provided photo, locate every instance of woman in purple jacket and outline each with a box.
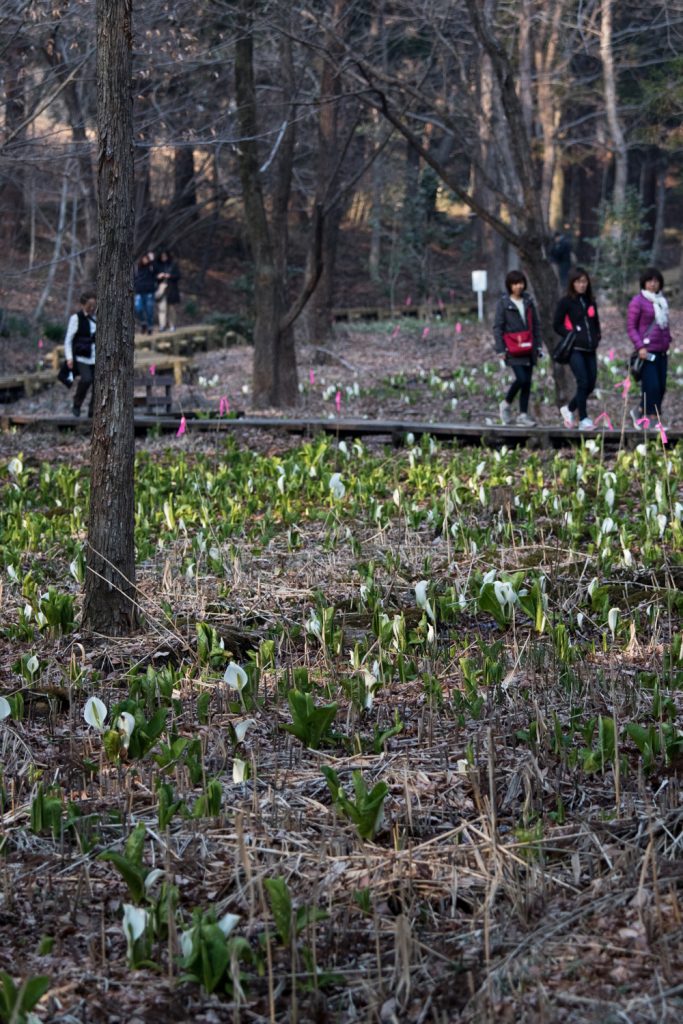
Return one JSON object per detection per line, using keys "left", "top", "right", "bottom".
{"left": 627, "top": 267, "right": 672, "bottom": 428}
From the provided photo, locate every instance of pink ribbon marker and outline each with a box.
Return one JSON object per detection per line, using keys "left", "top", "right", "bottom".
{"left": 455, "top": 322, "right": 462, "bottom": 334}
{"left": 405, "top": 296, "right": 412, "bottom": 307}
{"left": 309, "top": 369, "right": 315, "bottom": 385}
{"left": 176, "top": 415, "right": 187, "bottom": 437}
{"left": 636, "top": 416, "right": 650, "bottom": 429}
{"left": 38, "top": 338, "right": 44, "bottom": 349}
{"left": 438, "top": 298, "right": 444, "bottom": 309}
{"left": 594, "top": 412, "right": 613, "bottom": 430}
{"left": 656, "top": 423, "right": 668, "bottom": 445}
{"left": 150, "top": 364, "right": 156, "bottom": 376}
{"left": 391, "top": 325, "right": 400, "bottom": 339}
{"left": 335, "top": 390, "right": 341, "bottom": 414}
{"left": 219, "top": 396, "right": 229, "bottom": 417}
{"left": 614, "top": 375, "right": 631, "bottom": 398}
{"left": 422, "top": 327, "right": 430, "bottom": 340}
{"left": 607, "top": 348, "right": 615, "bottom": 361}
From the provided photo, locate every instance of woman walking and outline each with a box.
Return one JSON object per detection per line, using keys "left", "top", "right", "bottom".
{"left": 627, "top": 267, "right": 671, "bottom": 429}
{"left": 494, "top": 270, "right": 542, "bottom": 427}
{"left": 553, "top": 266, "right": 601, "bottom": 430}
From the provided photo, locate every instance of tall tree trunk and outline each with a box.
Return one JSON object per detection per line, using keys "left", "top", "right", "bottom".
{"left": 82, "top": 0, "right": 137, "bottom": 635}
{"left": 235, "top": 0, "right": 297, "bottom": 407}
{"left": 42, "top": 34, "right": 98, "bottom": 281}
{"left": 1, "top": 47, "right": 27, "bottom": 245}
{"left": 172, "top": 145, "right": 198, "bottom": 221}
{"left": 600, "top": 0, "right": 627, "bottom": 218}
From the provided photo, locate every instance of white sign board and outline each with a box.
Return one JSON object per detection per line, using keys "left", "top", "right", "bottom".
{"left": 471, "top": 270, "right": 488, "bottom": 321}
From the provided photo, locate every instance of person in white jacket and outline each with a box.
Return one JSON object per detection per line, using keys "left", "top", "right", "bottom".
{"left": 64, "top": 292, "right": 96, "bottom": 417}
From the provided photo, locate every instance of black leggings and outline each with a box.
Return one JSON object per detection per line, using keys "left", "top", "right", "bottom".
{"left": 567, "top": 349, "right": 597, "bottom": 420}
{"left": 506, "top": 364, "right": 532, "bottom": 413}
{"left": 73, "top": 360, "right": 94, "bottom": 415}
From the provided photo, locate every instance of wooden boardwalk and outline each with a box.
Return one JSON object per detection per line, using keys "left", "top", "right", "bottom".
{"left": 2, "top": 412, "right": 677, "bottom": 448}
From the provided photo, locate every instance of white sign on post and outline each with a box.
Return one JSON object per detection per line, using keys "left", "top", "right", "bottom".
{"left": 471, "top": 270, "right": 488, "bottom": 322}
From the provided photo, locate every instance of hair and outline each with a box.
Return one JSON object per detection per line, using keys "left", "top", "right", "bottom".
{"left": 158, "top": 248, "right": 172, "bottom": 261}
{"left": 80, "top": 291, "right": 96, "bottom": 304}
{"left": 567, "top": 265, "right": 594, "bottom": 303}
{"left": 505, "top": 269, "right": 527, "bottom": 293}
{"left": 640, "top": 266, "right": 664, "bottom": 291}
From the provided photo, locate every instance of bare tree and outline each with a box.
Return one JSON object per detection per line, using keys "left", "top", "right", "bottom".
{"left": 81, "top": 0, "right": 137, "bottom": 635}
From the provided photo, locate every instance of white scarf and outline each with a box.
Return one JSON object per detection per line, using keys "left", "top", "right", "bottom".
{"left": 642, "top": 289, "right": 669, "bottom": 328}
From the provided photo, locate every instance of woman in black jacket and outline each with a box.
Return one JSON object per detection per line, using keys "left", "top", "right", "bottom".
{"left": 494, "top": 269, "right": 542, "bottom": 427}
{"left": 553, "top": 266, "right": 601, "bottom": 430}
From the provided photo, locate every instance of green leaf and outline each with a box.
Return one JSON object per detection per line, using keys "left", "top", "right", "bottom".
{"left": 264, "top": 876, "right": 293, "bottom": 946}
{"left": 99, "top": 851, "right": 146, "bottom": 904}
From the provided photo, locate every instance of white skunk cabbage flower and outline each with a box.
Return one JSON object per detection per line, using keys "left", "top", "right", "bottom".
{"left": 116, "top": 712, "right": 136, "bottom": 749}
{"left": 122, "top": 904, "right": 148, "bottom": 955}
{"left": 329, "top": 473, "right": 346, "bottom": 499}
{"left": 415, "top": 580, "right": 435, "bottom": 622}
{"left": 217, "top": 913, "right": 240, "bottom": 937}
{"left": 305, "top": 611, "right": 323, "bottom": 642}
{"left": 223, "top": 662, "right": 248, "bottom": 692}
{"left": 0, "top": 697, "right": 11, "bottom": 721}
{"left": 84, "top": 696, "right": 108, "bottom": 731}
{"left": 608, "top": 608, "right": 619, "bottom": 639}
{"left": 233, "top": 718, "right": 255, "bottom": 743}
{"left": 232, "top": 758, "right": 247, "bottom": 784}
{"left": 493, "top": 580, "right": 516, "bottom": 612}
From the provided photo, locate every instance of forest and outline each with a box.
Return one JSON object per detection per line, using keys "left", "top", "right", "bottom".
{"left": 0, "top": 2, "right": 682, "bottom": 1022}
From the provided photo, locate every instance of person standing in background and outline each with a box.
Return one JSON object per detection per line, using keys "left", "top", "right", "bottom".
{"left": 549, "top": 226, "right": 572, "bottom": 289}
{"left": 134, "top": 251, "right": 157, "bottom": 334}
{"left": 64, "top": 291, "right": 96, "bottom": 418}
{"left": 156, "top": 249, "right": 181, "bottom": 332}
{"left": 627, "top": 267, "right": 671, "bottom": 429}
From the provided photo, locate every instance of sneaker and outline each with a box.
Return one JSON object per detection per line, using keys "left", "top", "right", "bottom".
{"left": 72, "top": 405, "right": 81, "bottom": 418}
{"left": 499, "top": 400, "right": 513, "bottom": 425}
{"left": 516, "top": 412, "right": 536, "bottom": 427}
{"left": 578, "top": 417, "right": 594, "bottom": 430}
{"left": 560, "top": 404, "right": 575, "bottom": 428}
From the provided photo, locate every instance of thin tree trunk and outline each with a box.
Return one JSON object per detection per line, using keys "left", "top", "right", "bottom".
{"left": 82, "top": 0, "right": 137, "bottom": 636}
{"left": 33, "top": 162, "right": 70, "bottom": 324}
{"left": 600, "top": 0, "right": 627, "bottom": 217}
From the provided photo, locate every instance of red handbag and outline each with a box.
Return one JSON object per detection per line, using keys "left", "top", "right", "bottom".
{"left": 503, "top": 306, "right": 534, "bottom": 356}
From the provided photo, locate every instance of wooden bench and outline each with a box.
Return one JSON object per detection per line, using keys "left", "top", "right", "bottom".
{"left": 134, "top": 372, "right": 174, "bottom": 414}
{"left": 48, "top": 348, "right": 188, "bottom": 386}
{"left": 0, "top": 370, "right": 56, "bottom": 400}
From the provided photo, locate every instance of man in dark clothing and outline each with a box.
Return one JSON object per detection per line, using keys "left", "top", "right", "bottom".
{"left": 549, "top": 228, "right": 572, "bottom": 289}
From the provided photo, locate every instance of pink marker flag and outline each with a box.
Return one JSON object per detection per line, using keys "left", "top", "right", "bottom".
{"left": 38, "top": 338, "right": 44, "bottom": 349}
{"left": 594, "top": 412, "right": 613, "bottom": 430}
{"left": 614, "top": 375, "right": 631, "bottom": 398}
{"left": 176, "top": 415, "right": 187, "bottom": 437}
{"left": 309, "top": 368, "right": 315, "bottom": 385}
{"left": 219, "top": 396, "right": 229, "bottom": 417}
{"left": 422, "top": 327, "right": 430, "bottom": 340}
{"left": 455, "top": 322, "right": 462, "bottom": 334}
{"left": 405, "top": 296, "right": 412, "bottom": 307}
{"left": 391, "top": 325, "right": 400, "bottom": 339}
{"left": 636, "top": 416, "right": 650, "bottom": 429}
{"left": 607, "top": 348, "right": 615, "bottom": 360}
{"left": 150, "top": 364, "right": 156, "bottom": 376}
{"left": 335, "top": 390, "right": 342, "bottom": 413}
{"left": 657, "top": 423, "right": 668, "bottom": 445}
{"left": 438, "top": 298, "right": 444, "bottom": 309}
